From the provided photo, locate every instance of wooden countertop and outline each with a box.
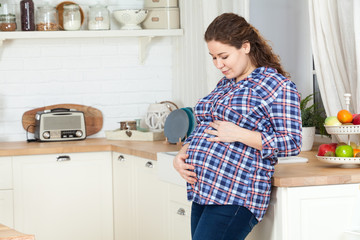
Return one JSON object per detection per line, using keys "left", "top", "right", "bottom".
{"left": 0, "top": 138, "right": 359, "bottom": 187}
{"left": 0, "top": 224, "right": 35, "bottom": 240}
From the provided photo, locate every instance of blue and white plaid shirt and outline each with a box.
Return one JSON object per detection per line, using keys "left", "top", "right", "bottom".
{"left": 184, "top": 67, "right": 302, "bottom": 221}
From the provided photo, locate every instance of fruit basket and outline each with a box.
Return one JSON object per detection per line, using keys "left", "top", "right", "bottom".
{"left": 325, "top": 125, "right": 360, "bottom": 135}
{"left": 316, "top": 155, "right": 360, "bottom": 168}
{"left": 317, "top": 93, "right": 360, "bottom": 167}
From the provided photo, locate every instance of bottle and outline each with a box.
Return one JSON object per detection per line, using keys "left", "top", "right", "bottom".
{"left": 63, "top": 4, "right": 81, "bottom": 31}
{"left": 20, "top": 0, "right": 35, "bottom": 31}
{"left": 36, "top": 3, "right": 58, "bottom": 31}
{"left": 88, "top": 4, "right": 110, "bottom": 30}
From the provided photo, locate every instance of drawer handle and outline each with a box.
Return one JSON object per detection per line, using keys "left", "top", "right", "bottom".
{"left": 118, "top": 155, "right": 125, "bottom": 162}
{"left": 177, "top": 208, "right": 186, "bottom": 216}
{"left": 145, "top": 161, "right": 153, "bottom": 168}
{"left": 56, "top": 155, "right": 71, "bottom": 162}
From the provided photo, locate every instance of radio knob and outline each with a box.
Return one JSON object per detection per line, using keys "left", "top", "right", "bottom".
{"left": 43, "top": 131, "right": 50, "bottom": 139}
{"left": 75, "top": 130, "right": 83, "bottom": 137}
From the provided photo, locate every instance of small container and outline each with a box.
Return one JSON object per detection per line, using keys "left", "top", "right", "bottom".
{"left": 0, "top": 14, "right": 17, "bottom": 31}
{"left": 144, "top": 0, "right": 178, "bottom": 8}
{"left": 36, "top": 4, "right": 59, "bottom": 31}
{"left": 20, "top": 0, "right": 35, "bottom": 31}
{"left": 63, "top": 4, "right": 81, "bottom": 30}
{"left": 142, "top": 7, "right": 179, "bottom": 29}
{"left": 88, "top": 4, "right": 110, "bottom": 30}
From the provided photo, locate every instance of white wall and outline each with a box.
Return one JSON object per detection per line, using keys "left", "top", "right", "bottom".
{"left": 249, "top": 0, "right": 313, "bottom": 98}
{"left": 0, "top": 36, "right": 173, "bottom": 142}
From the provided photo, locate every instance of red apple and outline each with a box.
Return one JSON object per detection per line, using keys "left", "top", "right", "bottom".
{"left": 317, "top": 143, "right": 337, "bottom": 156}
{"left": 353, "top": 114, "right": 360, "bottom": 125}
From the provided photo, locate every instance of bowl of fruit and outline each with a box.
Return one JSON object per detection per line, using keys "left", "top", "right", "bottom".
{"left": 317, "top": 107, "right": 360, "bottom": 167}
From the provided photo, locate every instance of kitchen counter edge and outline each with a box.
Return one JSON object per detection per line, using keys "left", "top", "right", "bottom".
{"left": 0, "top": 138, "right": 359, "bottom": 188}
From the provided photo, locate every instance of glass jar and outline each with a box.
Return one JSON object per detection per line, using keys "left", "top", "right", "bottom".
{"left": 0, "top": 1, "right": 17, "bottom": 31}
{"left": 20, "top": 0, "right": 35, "bottom": 31}
{"left": 63, "top": 4, "right": 81, "bottom": 31}
{"left": 0, "top": 14, "right": 16, "bottom": 31}
{"left": 88, "top": 4, "right": 110, "bottom": 30}
{"left": 36, "top": 4, "right": 58, "bottom": 31}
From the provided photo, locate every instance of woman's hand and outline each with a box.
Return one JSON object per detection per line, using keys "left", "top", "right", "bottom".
{"left": 205, "top": 120, "right": 263, "bottom": 150}
{"left": 205, "top": 120, "right": 241, "bottom": 142}
{"left": 173, "top": 153, "right": 197, "bottom": 184}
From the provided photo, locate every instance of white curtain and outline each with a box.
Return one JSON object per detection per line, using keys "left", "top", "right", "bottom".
{"left": 308, "top": 0, "right": 359, "bottom": 116}
{"left": 172, "top": 0, "right": 249, "bottom": 108}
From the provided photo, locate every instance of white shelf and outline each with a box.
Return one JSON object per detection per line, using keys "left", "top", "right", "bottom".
{"left": 0, "top": 29, "right": 184, "bottom": 63}
{"left": 0, "top": 29, "right": 183, "bottom": 40}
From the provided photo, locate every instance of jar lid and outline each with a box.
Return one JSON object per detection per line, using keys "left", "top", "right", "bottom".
{"left": 63, "top": 4, "right": 79, "bottom": 10}
{"left": 0, "top": 13, "right": 16, "bottom": 22}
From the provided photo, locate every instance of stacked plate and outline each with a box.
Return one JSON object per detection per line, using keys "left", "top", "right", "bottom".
{"left": 164, "top": 107, "right": 196, "bottom": 144}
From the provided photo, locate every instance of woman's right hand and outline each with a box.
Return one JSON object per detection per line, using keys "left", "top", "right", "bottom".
{"left": 173, "top": 152, "right": 197, "bottom": 184}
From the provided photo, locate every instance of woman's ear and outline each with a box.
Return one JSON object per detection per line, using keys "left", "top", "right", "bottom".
{"left": 243, "top": 42, "right": 251, "bottom": 54}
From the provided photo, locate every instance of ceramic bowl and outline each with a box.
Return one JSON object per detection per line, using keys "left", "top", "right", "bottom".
{"left": 113, "top": 9, "right": 148, "bottom": 30}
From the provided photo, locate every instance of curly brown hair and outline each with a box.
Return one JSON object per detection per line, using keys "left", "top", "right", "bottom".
{"left": 204, "top": 13, "right": 290, "bottom": 78}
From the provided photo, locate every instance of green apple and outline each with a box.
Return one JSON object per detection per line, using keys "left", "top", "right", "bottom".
{"left": 335, "top": 145, "right": 353, "bottom": 157}
{"left": 324, "top": 116, "right": 342, "bottom": 126}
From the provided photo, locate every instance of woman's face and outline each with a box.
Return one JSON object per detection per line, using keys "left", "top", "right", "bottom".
{"left": 207, "top": 40, "right": 255, "bottom": 82}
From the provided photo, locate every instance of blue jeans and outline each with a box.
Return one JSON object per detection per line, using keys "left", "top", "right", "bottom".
{"left": 191, "top": 202, "right": 258, "bottom": 240}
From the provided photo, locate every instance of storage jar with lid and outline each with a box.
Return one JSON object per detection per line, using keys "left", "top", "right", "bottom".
{"left": 142, "top": 7, "right": 179, "bottom": 29}
{"left": 0, "top": 1, "right": 16, "bottom": 31}
{"left": 0, "top": 13, "right": 16, "bottom": 31}
{"left": 20, "top": 0, "right": 35, "bottom": 31}
{"left": 63, "top": 3, "right": 81, "bottom": 30}
{"left": 36, "top": 4, "right": 58, "bottom": 31}
{"left": 88, "top": 4, "right": 110, "bottom": 30}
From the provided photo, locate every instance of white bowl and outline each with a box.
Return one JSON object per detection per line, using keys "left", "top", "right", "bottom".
{"left": 113, "top": 9, "right": 148, "bottom": 30}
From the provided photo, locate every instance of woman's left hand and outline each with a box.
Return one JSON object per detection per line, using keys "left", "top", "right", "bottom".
{"left": 205, "top": 120, "right": 241, "bottom": 142}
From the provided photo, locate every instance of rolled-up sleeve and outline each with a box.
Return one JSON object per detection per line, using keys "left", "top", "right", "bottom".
{"left": 260, "top": 82, "right": 302, "bottom": 159}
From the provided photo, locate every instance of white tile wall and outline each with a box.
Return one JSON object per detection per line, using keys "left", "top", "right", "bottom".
{"left": 0, "top": 36, "right": 174, "bottom": 142}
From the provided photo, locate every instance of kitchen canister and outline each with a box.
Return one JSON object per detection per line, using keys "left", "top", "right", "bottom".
{"left": 88, "top": 4, "right": 110, "bottom": 30}
{"left": 144, "top": 0, "right": 178, "bottom": 8}
{"left": 36, "top": 4, "right": 59, "bottom": 31}
{"left": 142, "top": 7, "right": 179, "bottom": 29}
{"left": 63, "top": 3, "right": 81, "bottom": 30}
{"left": 0, "top": 1, "right": 17, "bottom": 31}
{"left": 20, "top": 0, "right": 35, "bottom": 31}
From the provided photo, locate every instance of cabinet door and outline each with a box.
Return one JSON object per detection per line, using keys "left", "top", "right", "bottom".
{"left": 286, "top": 184, "right": 360, "bottom": 240}
{"left": 133, "top": 157, "right": 169, "bottom": 240}
{"left": 168, "top": 185, "right": 191, "bottom": 240}
{"left": 13, "top": 152, "right": 113, "bottom": 240}
{"left": 112, "top": 152, "right": 135, "bottom": 240}
{"left": 0, "top": 157, "right": 12, "bottom": 189}
{"left": 0, "top": 190, "right": 14, "bottom": 228}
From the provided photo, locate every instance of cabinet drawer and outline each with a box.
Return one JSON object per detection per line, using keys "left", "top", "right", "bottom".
{"left": 0, "top": 157, "right": 12, "bottom": 189}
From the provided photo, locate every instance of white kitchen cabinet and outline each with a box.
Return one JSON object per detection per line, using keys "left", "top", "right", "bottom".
{"left": 247, "top": 183, "right": 360, "bottom": 240}
{"left": 113, "top": 153, "right": 169, "bottom": 240}
{"left": 0, "top": 157, "right": 14, "bottom": 228}
{"left": 168, "top": 184, "right": 191, "bottom": 240}
{"left": 112, "top": 152, "right": 135, "bottom": 240}
{"left": 12, "top": 152, "right": 113, "bottom": 240}
{"left": 133, "top": 157, "right": 169, "bottom": 240}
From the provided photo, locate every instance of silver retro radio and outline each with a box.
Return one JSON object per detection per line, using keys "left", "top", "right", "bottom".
{"left": 34, "top": 108, "right": 86, "bottom": 141}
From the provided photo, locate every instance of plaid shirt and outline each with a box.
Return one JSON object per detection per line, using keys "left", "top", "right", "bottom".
{"left": 184, "top": 67, "right": 302, "bottom": 221}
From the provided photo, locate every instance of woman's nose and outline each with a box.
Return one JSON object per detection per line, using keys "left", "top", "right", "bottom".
{"left": 214, "top": 59, "right": 224, "bottom": 69}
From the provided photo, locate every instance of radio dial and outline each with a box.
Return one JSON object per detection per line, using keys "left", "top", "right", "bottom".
{"left": 75, "top": 130, "right": 83, "bottom": 137}
{"left": 43, "top": 131, "right": 50, "bottom": 139}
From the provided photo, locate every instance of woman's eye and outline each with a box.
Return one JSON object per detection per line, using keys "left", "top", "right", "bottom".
{"left": 222, "top": 56, "right": 228, "bottom": 60}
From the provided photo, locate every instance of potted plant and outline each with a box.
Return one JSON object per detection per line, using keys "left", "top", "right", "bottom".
{"left": 300, "top": 93, "right": 328, "bottom": 151}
